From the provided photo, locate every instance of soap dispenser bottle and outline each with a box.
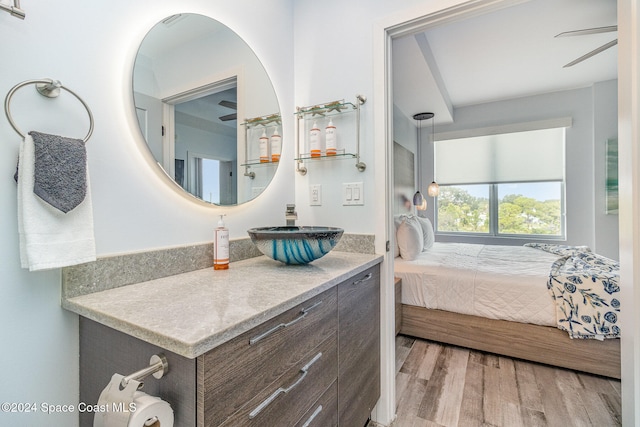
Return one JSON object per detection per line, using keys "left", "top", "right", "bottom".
{"left": 325, "top": 118, "right": 337, "bottom": 156}
{"left": 309, "top": 121, "right": 322, "bottom": 157}
{"left": 214, "top": 214, "right": 229, "bottom": 270}
{"left": 270, "top": 127, "right": 282, "bottom": 162}
{"left": 259, "top": 129, "right": 269, "bottom": 163}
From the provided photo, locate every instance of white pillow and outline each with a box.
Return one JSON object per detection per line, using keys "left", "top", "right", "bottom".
{"left": 396, "top": 215, "right": 423, "bottom": 260}
{"left": 393, "top": 214, "right": 406, "bottom": 257}
{"left": 416, "top": 216, "right": 435, "bottom": 250}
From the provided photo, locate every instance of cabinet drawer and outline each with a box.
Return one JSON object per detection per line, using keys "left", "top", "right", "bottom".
{"left": 338, "top": 265, "right": 380, "bottom": 427}
{"left": 220, "top": 334, "right": 337, "bottom": 426}
{"left": 198, "top": 287, "right": 337, "bottom": 427}
{"left": 295, "top": 381, "right": 338, "bottom": 427}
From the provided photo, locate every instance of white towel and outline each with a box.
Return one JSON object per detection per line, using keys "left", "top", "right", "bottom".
{"left": 17, "top": 133, "right": 96, "bottom": 271}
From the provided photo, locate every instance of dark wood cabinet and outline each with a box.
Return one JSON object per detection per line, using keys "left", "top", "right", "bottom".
{"left": 198, "top": 287, "right": 338, "bottom": 426}
{"left": 216, "top": 334, "right": 337, "bottom": 426}
{"left": 80, "top": 263, "right": 381, "bottom": 427}
{"left": 338, "top": 266, "right": 381, "bottom": 427}
{"left": 294, "top": 381, "right": 338, "bottom": 427}
{"left": 198, "top": 264, "right": 381, "bottom": 427}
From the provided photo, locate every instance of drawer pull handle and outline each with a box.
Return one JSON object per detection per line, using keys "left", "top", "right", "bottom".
{"left": 249, "top": 352, "right": 322, "bottom": 419}
{"left": 352, "top": 273, "right": 372, "bottom": 286}
{"left": 302, "top": 404, "right": 323, "bottom": 427}
{"left": 249, "top": 301, "right": 323, "bottom": 345}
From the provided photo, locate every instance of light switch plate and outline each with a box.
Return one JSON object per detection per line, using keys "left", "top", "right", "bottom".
{"left": 310, "top": 184, "right": 322, "bottom": 206}
{"left": 342, "top": 182, "right": 364, "bottom": 206}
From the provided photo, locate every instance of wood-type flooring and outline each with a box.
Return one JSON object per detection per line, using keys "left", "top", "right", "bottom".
{"left": 377, "top": 335, "right": 621, "bottom": 427}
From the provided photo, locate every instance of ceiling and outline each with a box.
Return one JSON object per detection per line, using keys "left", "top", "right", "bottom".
{"left": 175, "top": 88, "right": 238, "bottom": 136}
{"left": 392, "top": 0, "right": 618, "bottom": 126}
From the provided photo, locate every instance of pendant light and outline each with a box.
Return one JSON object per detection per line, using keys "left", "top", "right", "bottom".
{"left": 426, "top": 112, "right": 439, "bottom": 197}
{"left": 412, "top": 112, "right": 437, "bottom": 208}
{"left": 412, "top": 191, "right": 424, "bottom": 207}
{"left": 427, "top": 181, "right": 440, "bottom": 197}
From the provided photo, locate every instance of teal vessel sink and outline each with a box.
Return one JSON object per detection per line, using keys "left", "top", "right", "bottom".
{"left": 247, "top": 226, "right": 344, "bottom": 265}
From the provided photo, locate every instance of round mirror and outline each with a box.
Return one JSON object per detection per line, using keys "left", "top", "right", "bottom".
{"left": 132, "top": 13, "right": 281, "bottom": 205}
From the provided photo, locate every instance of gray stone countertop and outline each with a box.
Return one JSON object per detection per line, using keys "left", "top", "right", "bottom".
{"left": 62, "top": 252, "right": 382, "bottom": 359}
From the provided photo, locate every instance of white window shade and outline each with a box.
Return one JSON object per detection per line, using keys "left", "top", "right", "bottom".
{"left": 435, "top": 127, "right": 565, "bottom": 185}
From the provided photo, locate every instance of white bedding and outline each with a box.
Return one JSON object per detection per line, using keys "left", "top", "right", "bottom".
{"left": 394, "top": 242, "right": 561, "bottom": 327}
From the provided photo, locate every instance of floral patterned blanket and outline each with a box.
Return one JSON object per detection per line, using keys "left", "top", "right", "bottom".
{"left": 524, "top": 244, "right": 620, "bottom": 340}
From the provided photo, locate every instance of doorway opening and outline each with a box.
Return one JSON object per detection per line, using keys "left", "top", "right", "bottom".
{"left": 164, "top": 77, "right": 239, "bottom": 204}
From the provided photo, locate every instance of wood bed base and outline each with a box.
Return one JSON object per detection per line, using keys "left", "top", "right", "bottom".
{"left": 400, "top": 304, "right": 621, "bottom": 379}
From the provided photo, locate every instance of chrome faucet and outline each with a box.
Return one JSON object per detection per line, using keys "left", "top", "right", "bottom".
{"left": 285, "top": 204, "right": 297, "bottom": 226}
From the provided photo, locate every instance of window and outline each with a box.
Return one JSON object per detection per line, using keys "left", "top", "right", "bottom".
{"left": 434, "top": 126, "right": 565, "bottom": 238}
{"left": 437, "top": 182, "right": 563, "bottom": 236}
{"left": 437, "top": 184, "right": 490, "bottom": 233}
{"left": 188, "top": 152, "right": 235, "bottom": 205}
{"left": 497, "top": 182, "right": 563, "bottom": 235}
{"left": 201, "top": 158, "right": 221, "bottom": 204}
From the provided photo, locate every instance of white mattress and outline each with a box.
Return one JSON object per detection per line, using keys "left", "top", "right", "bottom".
{"left": 394, "top": 242, "right": 561, "bottom": 327}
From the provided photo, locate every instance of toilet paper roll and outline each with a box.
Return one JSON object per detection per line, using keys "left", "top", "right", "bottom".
{"left": 94, "top": 374, "right": 173, "bottom": 427}
{"left": 128, "top": 391, "right": 173, "bottom": 427}
{"left": 94, "top": 374, "right": 140, "bottom": 427}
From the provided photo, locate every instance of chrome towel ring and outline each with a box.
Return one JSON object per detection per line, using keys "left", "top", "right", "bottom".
{"left": 4, "top": 78, "right": 94, "bottom": 143}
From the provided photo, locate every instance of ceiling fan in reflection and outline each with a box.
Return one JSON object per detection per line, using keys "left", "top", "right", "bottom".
{"left": 556, "top": 25, "right": 617, "bottom": 68}
{"left": 218, "top": 100, "right": 237, "bottom": 121}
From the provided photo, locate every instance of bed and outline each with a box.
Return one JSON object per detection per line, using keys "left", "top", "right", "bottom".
{"left": 393, "top": 215, "right": 621, "bottom": 379}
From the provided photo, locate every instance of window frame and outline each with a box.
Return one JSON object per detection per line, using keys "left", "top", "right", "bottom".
{"left": 432, "top": 120, "right": 570, "bottom": 242}
{"left": 434, "top": 180, "right": 566, "bottom": 240}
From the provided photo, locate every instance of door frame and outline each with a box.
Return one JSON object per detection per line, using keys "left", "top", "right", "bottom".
{"left": 161, "top": 69, "right": 244, "bottom": 186}
{"left": 372, "top": 0, "right": 639, "bottom": 425}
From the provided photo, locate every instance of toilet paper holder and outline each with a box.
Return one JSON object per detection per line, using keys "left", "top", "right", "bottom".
{"left": 120, "top": 354, "right": 169, "bottom": 389}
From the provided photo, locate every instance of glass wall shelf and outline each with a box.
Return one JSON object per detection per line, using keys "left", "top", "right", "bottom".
{"left": 242, "top": 113, "right": 281, "bottom": 179}
{"left": 241, "top": 159, "right": 280, "bottom": 167}
{"left": 295, "top": 95, "right": 366, "bottom": 175}
{"left": 295, "top": 149, "right": 355, "bottom": 161}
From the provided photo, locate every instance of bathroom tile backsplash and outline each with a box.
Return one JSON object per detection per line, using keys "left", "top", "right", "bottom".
{"left": 62, "top": 234, "right": 374, "bottom": 298}
{"left": 63, "top": 243, "right": 212, "bottom": 299}
{"left": 334, "top": 233, "right": 375, "bottom": 254}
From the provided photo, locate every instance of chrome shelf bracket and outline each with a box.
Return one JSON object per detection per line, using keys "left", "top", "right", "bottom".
{"left": 120, "top": 353, "right": 169, "bottom": 389}
{"left": 0, "top": 0, "right": 25, "bottom": 19}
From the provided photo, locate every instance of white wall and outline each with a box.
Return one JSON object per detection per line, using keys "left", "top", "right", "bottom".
{"left": 292, "top": 0, "right": 432, "bottom": 231}
{"left": 393, "top": 104, "right": 418, "bottom": 156}
{"left": 0, "top": 1, "right": 293, "bottom": 425}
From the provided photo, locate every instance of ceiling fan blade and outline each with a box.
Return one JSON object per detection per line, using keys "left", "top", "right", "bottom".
{"left": 555, "top": 25, "right": 617, "bottom": 38}
{"left": 563, "top": 39, "right": 618, "bottom": 68}
{"left": 219, "top": 113, "right": 237, "bottom": 121}
{"left": 218, "top": 100, "right": 237, "bottom": 110}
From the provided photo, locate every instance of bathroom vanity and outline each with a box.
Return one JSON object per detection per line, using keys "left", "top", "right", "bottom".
{"left": 63, "top": 251, "right": 381, "bottom": 427}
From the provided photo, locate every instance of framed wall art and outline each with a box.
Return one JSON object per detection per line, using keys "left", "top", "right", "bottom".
{"left": 606, "top": 138, "right": 618, "bottom": 214}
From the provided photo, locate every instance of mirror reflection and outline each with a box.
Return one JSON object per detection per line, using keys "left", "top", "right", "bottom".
{"left": 133, "top": 13, "right": 280, "bottom": 205}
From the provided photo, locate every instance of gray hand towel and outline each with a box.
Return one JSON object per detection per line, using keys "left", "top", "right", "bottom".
{"left": 29, "top": 130, "right": 87, "bottom": 213}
